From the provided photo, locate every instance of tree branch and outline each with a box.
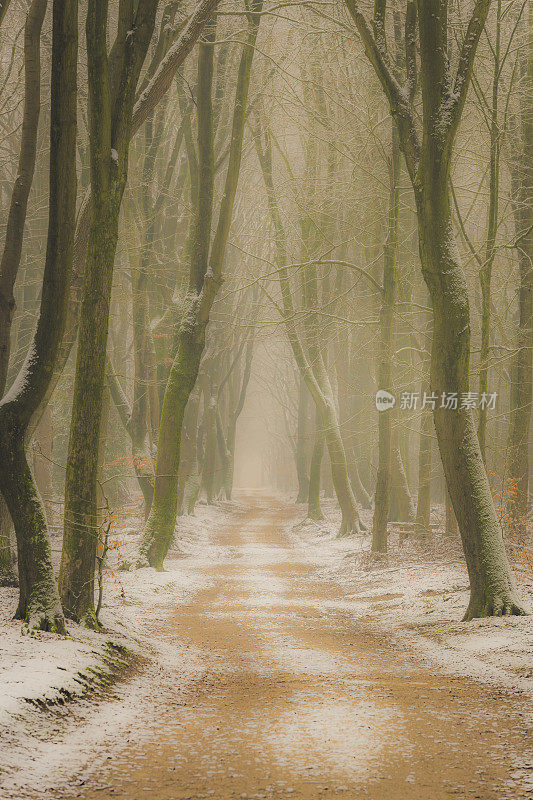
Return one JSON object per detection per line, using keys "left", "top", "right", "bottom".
{"left": 132, "top": 0, "right": 221, "bottom": 136}
{"left": 446, "top": 0, "right": 492, "bottom": 141}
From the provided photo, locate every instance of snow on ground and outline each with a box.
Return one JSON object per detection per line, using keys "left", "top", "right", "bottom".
{"left": 0, "top": 502, "right": 220, "bottom": 719}
{"left": 0, "top": 491, "right": 531, "bottom": 794}
{"left": 0, "top": 500, "right": 232, "bottom": 791}
{"left": 289, "top": 496, "right": 533, "bottom": 697}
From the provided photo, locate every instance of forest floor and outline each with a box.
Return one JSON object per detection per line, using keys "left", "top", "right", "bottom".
{"left": 0, "top": 490, "right": 532, "bottom": 799}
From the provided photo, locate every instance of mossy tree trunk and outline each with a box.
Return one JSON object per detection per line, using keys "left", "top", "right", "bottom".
{"left": 140, "top": 12, "right": 216, "bottom": 552}
{"left": 60, "top": 0, "right": 159, "bottom": 626}
{"left": 345, "top": 0, "right": 526, "bottom": 617}
{"left": 32, "top": 403, "right": 54, "bottom": 527}
{"left": 0, "top": 0, "right": 77, "bottom": 632}
{"left": 140, "top": 3, "right": 263, "bottom": 568}
{"left": 0, "top": 0, "right": 48, "bottom": 586}
{"left": 0, "top": 499, "right": 17, "bottom": 586}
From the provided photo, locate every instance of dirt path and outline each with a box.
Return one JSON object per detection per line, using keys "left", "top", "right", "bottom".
{"left": 59, "top": 493, "right": 530, "bottom": 800}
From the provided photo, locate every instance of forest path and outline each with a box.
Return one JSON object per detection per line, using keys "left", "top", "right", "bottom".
{"left": 60, "top": 492, "right": 530, "bottom": 800}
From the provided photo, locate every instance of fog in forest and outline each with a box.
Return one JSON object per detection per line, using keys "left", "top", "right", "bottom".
{"left": 0, "top": 0, "right": 531, "bottom": 798}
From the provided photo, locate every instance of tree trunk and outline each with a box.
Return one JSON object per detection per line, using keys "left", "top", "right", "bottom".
{"left": 343, "top": 0, "right": 526, "bottom": 619}
{"left": 372, "top": 126, "right": 399, "bottom": 553}
{"left": 506, "top": 3, "right": 533, "bottom": 537}
{"left": 307, "top": 407, "right": 324, "bottom": 521}
{"left": 223, "top": 336, "right": 254, "bottom": 500}
{"left": 295, "top": 375, "right": 310, "bottom": 503}
{"left": 60, "top": 0, "right": 158, "bottom": 625}
{"left": 60, "top": 191, "right": 122, "bottom": 626}
{"left": 202, "top": 391, "right": 218, "bottom": 504}
{"left": 140, "top": 4, "right": 262, "bottom": 568}
{"left": 0, "top": 0, "right": 77, "bottom": 632}
{"left": 179, "top": 387, "right": 201, "bottom": 514}
{"left": 417, "top": 163, "right": 524, "bottom": 618}
{"left": 140, "top": 322, "right": 207, "bottom": 566}
{"left": 32, "top": 403, "right": 54, "bottom": 528}
{"left": 390, "top": 426, "right": 415, "bottom": 523}
{"left": 445, "top": 487, "right": 458, "bottom": 537}
{"left": 0, "top": 0, "right": 13, "bottom": 28}
{"left": 0, "top": 0, "right": 48, "bottom": 392}
{"left": 335, "top": 337, "right": 372, "bottom": 510}
{"left": 0, "top": 0, "right": 48, "bottom": 583}
{"left": 131, "top": 246, "right": 155, "bottom": 517}
{"left": 477, "top": 0, "right": 501, "bottom": 461}
{"left": 106, "top": 355, "right": 154, "bottom": 512}
{"left": 0, "top": 498, "right": 17, "bottom": 586}
{"left": 414, "top": 402, "right": 432, "bottom": 538}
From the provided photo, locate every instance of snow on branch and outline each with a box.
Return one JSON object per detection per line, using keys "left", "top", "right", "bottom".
{"left": 132, "top": 0, "right": 221, "bottom": 137}
{"left": 446, "top": 0, "right": 493, "bottom": 140}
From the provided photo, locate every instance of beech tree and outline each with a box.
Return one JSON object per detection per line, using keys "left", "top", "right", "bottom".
{"left": 344, "top": 0, "right": 526, "bottom": 618}
{"left": 0, "top": 0, "right": 77, "bottom": 631}
{"left": 140, "top": 0, "right": 263, "bottom": 569}
{"left": 0, "top": 0, "right": 48, "bottom": 586}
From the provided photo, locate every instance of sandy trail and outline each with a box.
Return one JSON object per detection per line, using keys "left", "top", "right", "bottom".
{"left": 58, "top": 492, "right": 530, "bottom": 800}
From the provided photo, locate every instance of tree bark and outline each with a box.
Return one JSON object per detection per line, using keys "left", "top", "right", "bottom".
{"left": 60, "top": 0, "right": 159, "bottom": 626}
{"left": 307, "top": 406, "right": 325, "bottom": 521}
{"left": 295, "top": 375, "right": 310, "bottom": 503}
{"left": 106, "top": 356, "right": 155, "bottom": 513}
{"left": 414, "top": 401, "right": 433, "bottom": 538}
{"left": 390, "top": 427, "right": 415, "bottom": 523}
{"left": 477, "top": 0, "right": 501, "bottom": 460}
{"left": 372, "top": 126, "right": 399, "bottom": 553}
{"left": 32, "top": 403, "right": 54, "bottom": 528}
{"left": 0, "top": 0, "right": 13, "bottom": 28}
{"left": 344, "top": 0, "right": 526, "bottom": 618}
{"left": 179, "top": 388, "right": 201, "bottom": 515}
{"left": 202, "top": 389, "right": 218, "bottom": 504}
{"left": 0, "top": 498, "right": 17, "bottom": 586}
{"left": 0, "top": 0, "right": 77, "bottom": 632}
{"left": 0, "top": 0, "right": 48, "bottom": 393}
{"left": 0, "top": 0, "right": 48, "bottom": 582}
{"left": 445, "top": 486, "right": 458, "bottom": 537}
{"left": 140, "top": 3, "right": 262, "bottom": 568}
{"left": 224, "top": 336, "right": 253, "bottom": 499}
{"left": 506, "top": 3, "right": 533, "bottom": 536}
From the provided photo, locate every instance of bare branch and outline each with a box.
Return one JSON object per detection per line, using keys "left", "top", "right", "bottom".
{"left": 446, "top": 0, "right": 493, "bottom": 141}
{"left": 132, "top": 0, "right": 221, "bottom": 135}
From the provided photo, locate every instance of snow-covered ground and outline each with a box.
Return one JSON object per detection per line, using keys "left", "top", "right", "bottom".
{"left": 0, "top": 492, "right": 531, "bottom": 796}
{"left": 0, "top": 503, "right": 220, "bottom": 719}
{"left": 0, "top": 502, "right": 226, "bottom": 793}
{"left": 290, "top": 497, "right": 533, "bottom": 696}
